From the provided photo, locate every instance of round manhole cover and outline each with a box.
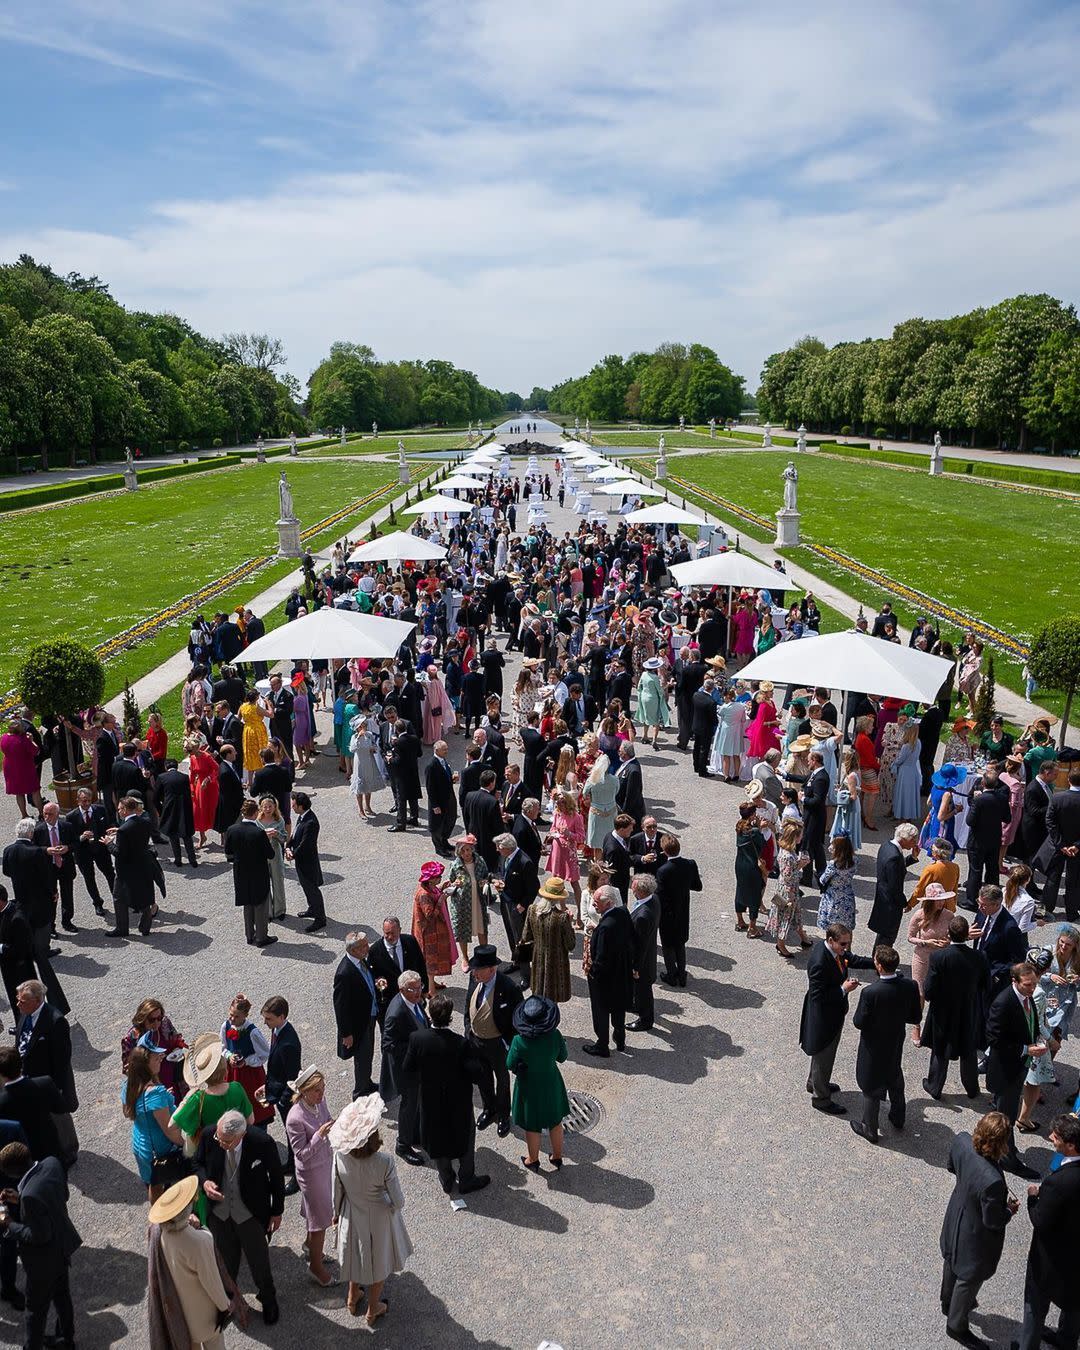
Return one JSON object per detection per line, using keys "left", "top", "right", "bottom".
{"left": 562, "top": 1089, "right": 604, "bottom": 1134}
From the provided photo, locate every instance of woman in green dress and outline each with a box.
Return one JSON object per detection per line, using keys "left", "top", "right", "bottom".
{"left": 171, "top": 1032, "right": 254, "bottom": 1151}
{"left": 506, "top": 995, "right": 570, "bottom": 1173}
{"left": 633, "top": 657, "right": 670, "bottom": 747}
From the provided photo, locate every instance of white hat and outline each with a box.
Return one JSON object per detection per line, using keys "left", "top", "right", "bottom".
{"left": 328, "top": 1092, "right": 385, "bottom": 1152}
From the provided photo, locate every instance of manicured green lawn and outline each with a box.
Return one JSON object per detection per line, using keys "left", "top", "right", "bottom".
{"left": 593, "top": 431, "right": 716, "bottom": 449}
{"left": 1, "top": 460, "right": 400, "bottom": 701}
{"left": 302, "top": 433, "right": 470, "bottom": 458}
{"left": 629, "top": 449, "right": 1062, "bottom": 704}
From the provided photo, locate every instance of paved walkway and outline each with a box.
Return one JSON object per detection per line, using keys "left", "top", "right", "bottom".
{"left": 53, "top": 449, "right": 1072, "bottom": 1349}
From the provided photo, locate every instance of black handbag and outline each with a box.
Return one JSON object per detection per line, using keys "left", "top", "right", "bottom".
{"left": 149, "top": 1152, "right": 194, "bottom": 1187}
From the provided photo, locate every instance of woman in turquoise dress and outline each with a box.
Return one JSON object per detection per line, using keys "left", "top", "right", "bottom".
{"left": 582, "top": 754, "right": 618, "bottom": 853}
{"left": 710, "top": 687, "right": 749, "bottom": 782}
{"left": 633, "top": 657, "right": 670, "bottom": 747}
{"left": 830, "top": 749, "right": 863, "bottom": 852}
{"left": 507, "top": 996, "right": 570, "bottom": 1173}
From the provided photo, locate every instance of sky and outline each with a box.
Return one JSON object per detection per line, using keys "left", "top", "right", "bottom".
{"left": 1, "top": 1, "right": 1079, "bottom": 396}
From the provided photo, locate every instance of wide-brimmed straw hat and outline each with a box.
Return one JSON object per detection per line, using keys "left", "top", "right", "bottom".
{"left": 538, "top": 876, "right": 570, "bottom": 902}
{"left": 512, "top": 995, "right": 561, "bottom": 1038}
{"left": 148, "top": 1175, "right": 199, "bottom": 1225}
{"left": 183, "top": 1032, "right": 224, "bottom": 1088}
{"left": 789, "top": 734, "right": 814, "bottom": 753}
{"left": 642, "top": 657, "right": 664, "bottom": 671}
{"left": 922, "top": 882, "right": 956, "bottom": 902}
{"left": 745, "top": 779, "right": 765, "bottom": 801}
{"left": 705, "top": 656, "right": 727, "bottom": 669}
{"left": 810, "top": 719, "right": 837, "bottom": 739}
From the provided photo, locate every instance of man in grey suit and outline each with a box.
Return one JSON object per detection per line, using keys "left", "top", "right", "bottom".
{"left": 378, "top": 970, "right": 428, "bottom": 1167}
{"left": 937, "top": 1113, "right": 1017, "bottom": 1347}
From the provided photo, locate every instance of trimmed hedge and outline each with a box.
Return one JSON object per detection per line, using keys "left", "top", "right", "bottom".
{"left": 816, "top": 442, "right": 1080, "bottom": 491}
{"left": 0, "top": 455, "right": 241, "bottom": 513}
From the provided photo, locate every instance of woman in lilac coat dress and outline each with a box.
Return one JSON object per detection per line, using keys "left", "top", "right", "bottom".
{"left": 285, "top": 1065, "right": 335, "bottom": 1287}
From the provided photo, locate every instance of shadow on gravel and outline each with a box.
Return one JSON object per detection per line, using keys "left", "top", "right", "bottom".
{"left": 69, "top": 1149, "right": 140, "bottom": 1203}
{"left": 69, "top": 1240, "right": 146, "bottom": 1344}
{"left": 69, "top": 1022, "right": 110, "bottom": 1072}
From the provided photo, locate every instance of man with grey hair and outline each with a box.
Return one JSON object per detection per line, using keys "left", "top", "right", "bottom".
{"left": 584, "top": 885, "right": 636, "bottom": 1058}
{"left": 15, "top": 978, "right": 79, "bottom": 1166}
{"left": 3, "top": 819, "right": 70, "bottom": 1015}
{"left": 366, "top": 916, "right": 428, "bottom": 1024}
{"left": 196, "top": 1108, "right": 284, "bottom": 1325}
{"left": 334, "top": 932, "right": 378, "bottom": 1098}
{"left": 628, "top": 874, "right": 661, "bottom": 1033}
{"left": 753, "top": 748, "right": 784, "bottom": 807}
{"left": 493, "top": 832, "right": 537, "bottom": 980}
{"left": 868, "top": 823, "right": 921, "bottom": 948}
{"left": 379, "top": 970, "right": 428, "bottom": 1166}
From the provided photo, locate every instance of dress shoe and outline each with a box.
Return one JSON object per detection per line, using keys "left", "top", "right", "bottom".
{"left": 296, "top": 910, "right": 316, "bottom": 919}
{"left": 850, "top": 1120, "right": 879, "bottom": 1144}
{"left": 811, "top": 1099, "right": 847, "bottom": 1115}
{"left": 261, "top": 1298, "right": 280, "bottom": 1326}
{"left": 627, "top": 1020, "right": 653, "bottom": 1032}
{"left": 805, "top": 1082, "right": 841, "bottom": 1095}
{"left": 395, "top": 1145, "right": 425, "bottom": 1166}
{"left": 61, "top": 921, "right": 78, "bottom": 933}
{"left": 48, "top": 947, "right": 62, "bottom": 958}
{"left": 103, "top": 930, "right": 128, "bottom": 939}
{"left": 254, "top": 936, "right": 278, "bottom": 948}
{"left": 0, "top": 1286, "right": 25, "bottom": 1310}
{"left": 283, "top": 1178, "right": 300, "bottom": 1196}
{"left": 677, "top": 973, "right": 687, "bottom": 987}
{"left": 305, "top": 920, "right": 327, "bottom": 933}
{"left": 458, "top": 1175, "right": 490, "bottom": 1194}
{"left": 496, "top": 1118, "right": 511, "bottom": 1138}
{"left": 945, "top": 1328, "right": 989, "bottom": 1348}
{"left": 92, "top": 902, "right": 106, "bottom": 913}
{"left": 660, "top": 972, "right": 679, "bottom": 986}
{"left": 614, "top": 1040, "right": 626, "bottom": 1053}
{"left": 408, "top": 817, "right": 419, "bottom": 827}
{"left": 581, "top": 1042, "right": 610, "bottom": 1058}
{"left": 475, "top": 1110, "right": 495, "bottom": 1131}
{"left": 387, "top": 825, "right": 406, "bottom": 833}
{"left": 922, "top": 1078, "right": 942, "bottom": 1100}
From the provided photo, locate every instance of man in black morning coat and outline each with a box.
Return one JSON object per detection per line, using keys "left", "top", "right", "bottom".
{"left": 938, "top": 1122, "right": 1016, "bottom": 1345}
{"left": 656, "top": 837, "right": 702, "bottom": 988}
{"left": 1016, "top": 1113, "right": 1080, "bottom": 1350}
{"left": 985, "top": 962, "right": 1042, "bottom": 1179}
{"left": 223, "top": 800, "right": 275, "bottom": 947}
{"left": 799, "top": 923, "right": 874, "bottom": 1113}
{"left": 583, "top": 885, "right": 635, "bottom": 1058}
{"left": 849, "top": 944, "right": 922, "bottom": 1144}
{"left": 155, "top": 759, "right": 197, "bottom": 867}
{"left": 919, "top": 914, "right": 990, "bottom": 1100}
{"left": 463, "top": 944, "right": 522, "bottom": 1134}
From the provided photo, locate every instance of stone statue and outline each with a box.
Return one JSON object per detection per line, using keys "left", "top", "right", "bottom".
{"left": 930, "top": 430, "right": 944, "bottom": 476}
{"left": 658, "top": 434, "right": 666, "bottom": 458}
{"left": 372, "top": 421, "right": 378, "bottom": 438}
{"left": 574, "top": 416, "right": 580, "bottom": 433}
{"left": 782, "top": 461, "right": 798, "bottom": 512}
{"left": 708, "top": 417, "right": 716, "bottom": 438}
{"left": 762, "top": 422, "right": 773, "bottom": 448}
{"left": 679, "top": 414, "right": 685, "bottom": 432}
{"left": 339, "top": 425, "right": 347, "bottom": 445}
{"left": 124, "top": 446, "right": 134, "bottom": 470}
{"left": 289, "top": 430, "right": 297, "bottom": 455}
{"left": 656, "top": 434, "right": 668, "bottom": 480}
{"left": 398, "top": 440, "right": 406, "bottom": 465}
{"left": 278, "top": 470, "right": 296, "bottom": 521}
{"left": 796, "top": 424, "right": 807, "bottom": 453}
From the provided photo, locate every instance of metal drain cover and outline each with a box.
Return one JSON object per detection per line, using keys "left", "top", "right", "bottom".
{"left": 562, "top": 1089, "right": 604, "bottom": 1134}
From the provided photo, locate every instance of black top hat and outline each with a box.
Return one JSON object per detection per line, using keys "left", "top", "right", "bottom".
{"left": 512, "top": 995, "right": 560, "bottom": 1038}
{"left": 468, "top": 944, "right": 499, "bottom": 970}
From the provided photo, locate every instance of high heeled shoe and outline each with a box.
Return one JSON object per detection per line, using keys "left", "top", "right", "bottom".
{"left": 522, "top": 1155, "right": 542, "bottom": 1173}
{"left": 547, "top": 1155, "right": 563, "bottom": 1170}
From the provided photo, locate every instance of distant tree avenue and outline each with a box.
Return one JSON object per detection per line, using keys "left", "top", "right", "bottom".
{"left": 545, "top": 342, "right": 744, "bottom": 424}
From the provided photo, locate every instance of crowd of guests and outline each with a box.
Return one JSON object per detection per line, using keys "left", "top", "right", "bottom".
{"left": 0, "top": 448, "right": 1078, "bottom": 1348}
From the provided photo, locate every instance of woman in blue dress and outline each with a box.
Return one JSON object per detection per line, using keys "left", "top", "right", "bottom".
{"left": 810, "top": 721, "right": 840, "bottom": 806}
{"left": 710, "top": 687, "right": 749, "bottom": 782}
{"left": 830, "top": 748, "right": 862, "bottom": 852}
{"left": 919, "top": 762, "right": 965, "bottom": 850}
{"left": 817, "top": 834, "right": 857, "bottom": 932}
{"left": 891, "top": 722, "right": 924, "bottom": 822}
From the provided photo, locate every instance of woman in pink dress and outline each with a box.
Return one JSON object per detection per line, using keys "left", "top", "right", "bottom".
{"left": 906, "top": 882, "right": 954, "bottom": 1043}
{"left": 999, "top": 750, "right": 1026, "bottom": 871}
{"left": 745, "top": 683, "right": 781, "bottom": 760}
{"left": 1, "top": 719, "right": 43, "bottom": 817}
{"left": 285, "top": 1066, "right": 335, "bottom": 1287}
{"left": 421, "top": 665, "right": 454, "bottom": 745}
{"left": 546, "top": 791, "right": 585, "bottom": 923}
{"left": 730, "top": 601, "right": 756, "bottom": 666}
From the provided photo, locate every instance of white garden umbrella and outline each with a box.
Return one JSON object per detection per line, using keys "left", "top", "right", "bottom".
{"left": 402, "top": 493, "right": 473, "bottom": 515}
{"left": 671, "top": 553, "right": 789, "bottom": 592}
{"left": 239, "top": 610, "right": 416, "bottom": 662}
{"left": 624, "top": 502, "right": 702, "bottom": 525}
{"left": 595, "top": 479, "right": 663, "bottom": 497}
{"left": 347, "top": 530, "right": 447, "bottom": 563}
{"left": 588, "top": 467, "right": 623, "bottom": 480}
{"left": 737, "top": 632, "right": 954, "bottom": 707}
{"left": 439, "top": 475, "right": 489, "bottom": 490}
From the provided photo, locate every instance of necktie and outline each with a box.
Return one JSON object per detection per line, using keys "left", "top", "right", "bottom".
{"left": 84, "top": 810, "right": 90, "bottom": 826}
{"left": 414, "top": 1003, "right": 425, "bottom": 1025}
{"left": 49, "top": 825, "right": 61, "bottom": 866}
{"left": 394, "top": 942, "right": 403, "bottom": 970}
{"left": 477, "top": 982, "right": 486, "bottom": 1006}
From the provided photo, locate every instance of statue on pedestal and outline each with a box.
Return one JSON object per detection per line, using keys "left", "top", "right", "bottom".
{"left": 930, "top": 431, "right": 944, "bottom": 476}
{"left": 339, "top": 425, "right": 347, "bottom": 445}
{"left": 782, "top": 461, "right": 798, "bottom": 512}
{"left": 708, "top": 417, "right": 716, "bottom": 438}
{"left": 397, "top": 441, "right": 409, "bottom": 484}
{"left": 289, "top": 430, "right": 297, "bottom": 456}
{"left": 124, "top": 446, "right": 134, "bottom": 470}
{"left": 278, "top": 470, "right": 296, "bottom": 521}
{"left": 796, "top": 424, "right": 807, "bottom": 453}
{"left": 372, "top": 421, "right": 378, "bottom": 439}
{"left": 574, "top": 416, "right": 580, "bottom": 433}
{"left": 762, "top": 422, "right": 773, "bottom": 448}
{"left": 656, "top": 434, "right": 668, "bottom": 480}
{"left": 679, "top": 414, "right": 685, "bottom": 432}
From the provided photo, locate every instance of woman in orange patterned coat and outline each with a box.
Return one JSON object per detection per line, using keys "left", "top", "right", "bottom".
{"left": 410, "top": 861, "right": 459, "bottom": 998}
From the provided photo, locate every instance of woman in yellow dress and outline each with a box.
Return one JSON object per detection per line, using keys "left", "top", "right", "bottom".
{"left": 239, "top": 686, "right": 271, "bottom": 786}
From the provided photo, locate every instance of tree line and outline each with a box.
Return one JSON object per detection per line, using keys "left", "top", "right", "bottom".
{"left": 306, "top": 342, "right": 517, "bottom": 432}
{"left": 537, "top": 342, "right": 745, "bottom": 424}
{"left": 0, "top": 255, "right": 309, "bottom": 468}
{"left": 757, "top": 293, "right": 1080, "bottom": 451}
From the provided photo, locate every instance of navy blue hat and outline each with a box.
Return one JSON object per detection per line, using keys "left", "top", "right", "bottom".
{"left": 512, "top": 995, "right": 560, "bottom": 1038}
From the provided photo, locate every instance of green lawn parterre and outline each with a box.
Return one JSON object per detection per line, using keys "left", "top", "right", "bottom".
{"left": 626, "top": 449, "right": 1064, "bottom": 705}
{"left": 301, "top": 432, "right": 471, "bottom": 458}
{"left": 0, "top": 459, "right": 404, "bottom": 703}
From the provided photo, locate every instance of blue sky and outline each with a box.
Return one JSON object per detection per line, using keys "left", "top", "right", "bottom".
{"left": 1, "top": 1, "right": 1079, "bottom": 395}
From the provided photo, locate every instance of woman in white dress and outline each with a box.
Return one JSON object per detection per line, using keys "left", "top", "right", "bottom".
{"left": 349, "top": 714, "right": 387, "bottom": 820}
{"left": 331, "top": 1094, "right": 413, "bottom": 1327}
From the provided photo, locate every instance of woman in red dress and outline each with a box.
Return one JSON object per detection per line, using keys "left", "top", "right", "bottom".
{"left": 745, "top": 681, "right": 781, "bottom": 760}
{"left": 145, "top": 712, "right": 168, "bottom": 773}
{"left": 186, "top": 737, "right": 220, "bottom": 847}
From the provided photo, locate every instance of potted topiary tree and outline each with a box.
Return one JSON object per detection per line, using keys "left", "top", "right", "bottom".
{"left": 17, "top": 638, "right": 105, "bottom": 808}
{"left": 1028, "top": 615, "right": 1080, "bottom": 750}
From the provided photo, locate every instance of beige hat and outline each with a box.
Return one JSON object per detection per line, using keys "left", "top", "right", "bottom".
{"left": 745, "top": 779, "right": 764, "bottom": 801}
{"left": 539, "top": 876, "right": 570, "bottom": 902}
{"left": 810, "top": 719, "right": 837, "bottom": 739}
{"left": 183, "top": 1032, "right": 224, "bottom": 1088}
{"left": 705, "top": 656, "right": 727, "bottom": 669}
{"left": 148, "top": 1175, "right": 199, "bottom": 1225}
{"left": 758, "top": 680, "right": 775, "bottom": 694}
{"left": 789, "top": 734, "right": 814, "bottom": 753}
{"left": 329, "top": 1092, "right": 385, "bottom": 1153}
{"left": 287, "top": 1064, "right": 324, "bottom": 1095}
